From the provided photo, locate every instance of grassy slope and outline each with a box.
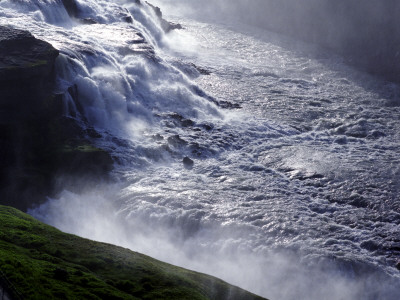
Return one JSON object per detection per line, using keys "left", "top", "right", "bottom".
{"left": 0, "top": 205, "right": 267, "bottom": 300}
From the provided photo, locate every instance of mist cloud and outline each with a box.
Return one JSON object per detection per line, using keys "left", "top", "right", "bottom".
{"left": 154, "top": 0, "right": 400, "bottom": 81}
{"left": 30, "top": 188, "right": 400, "bottom": 300}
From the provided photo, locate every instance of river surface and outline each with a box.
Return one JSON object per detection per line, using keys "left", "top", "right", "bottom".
{"left": 1, "top": 1, "right": 400, "bottom": 299}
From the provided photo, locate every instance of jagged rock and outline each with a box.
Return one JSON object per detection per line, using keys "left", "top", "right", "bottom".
{"left": 145, "top": 1, "right": 183, "bottom": 32}
{"left": 171, "top": 61, "right": 211, "bottom": 79}
{"left": 193, "top": 64, "right": 211, "bottom": 75}
{"left": 200, "top": 123, "right": 213, "bottom": 131}
{"left": 147, "top": 2, "right": 161, "bottom": 17}
{"left": 218, "top": 100, "right": 241, "bottom": 109}
{"left": 165, "top": 22, "right": 183, "bottom": 31}
{"left": 152, "top": 133, "right": 164, "bottom": 141}
{"left": 168, "top": 113, "right": 195, "bottom": 127}
{"left": 183, "top": 157, "right": 194, "bottom": 169}
{"left": 167, "top": 135, "right": 187, "bottom": 148}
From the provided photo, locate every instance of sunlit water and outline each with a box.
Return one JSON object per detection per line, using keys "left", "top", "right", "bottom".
{"left": 2, "top": 1, "right": 400, "bottom": 299}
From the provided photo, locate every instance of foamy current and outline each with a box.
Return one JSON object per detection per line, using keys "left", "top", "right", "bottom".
{"left": 2, "top": 0, "right": 399, "bottom": 299}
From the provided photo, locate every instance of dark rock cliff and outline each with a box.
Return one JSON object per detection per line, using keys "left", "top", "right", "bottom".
{"left": 0, "top": 26, "right": 113, "bottom": 211}
{"left": 0, "top": 26, "right": 59, "bottom": 111}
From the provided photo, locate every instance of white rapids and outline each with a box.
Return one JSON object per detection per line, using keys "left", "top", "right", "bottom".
{"left": 2, "top": 0, "right": 400, "bottom": 299}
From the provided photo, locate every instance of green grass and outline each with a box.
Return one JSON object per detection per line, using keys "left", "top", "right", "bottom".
{"left": 0, "top": 205, "right": 267, "bottom": 300}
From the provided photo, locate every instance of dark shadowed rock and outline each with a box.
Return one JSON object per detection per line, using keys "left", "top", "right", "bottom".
{"left": 81, "top": 18, "right": 98, "bottom": 25}
{"left": 0, "top": 26, "right": 113, "bottom": 211}
{"left": 167, "top": 135, "right": 187, "bottom": 147}
{"left": 152, "top": 133, "right": 164, "bottom": 141}
{"left": 183, "top": 156, "right": 194, "bottom": 169}
{"left": 168, "top": 113, "right": 195, "bottom": 127}
{"left": 0, "top": 25, "right": 59, "bottom": 128}
{"left": 123, "top": 15, "right": 133, "bottom": 23}
{"left": 60, "top": 0, "right": 103, "bottom": 25}
{"left": 0, "top": 26, "right": 59, "bottom": 210}
{"left": 218, "top": 100, "right": 241, "bottom": 109}
{"left": 0, "top": 26, "right": 59, "bottom": 101}
{"left": 61, "top": 0, "right": 79, "bottom": 18}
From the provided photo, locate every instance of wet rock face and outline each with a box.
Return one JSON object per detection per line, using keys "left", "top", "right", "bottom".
{"left": 0, "top": 26, "right": 59, "bottom": 108}
{"left": 0, "top": 25, "right": 59, "bottom": 78}
{"left": 0, "top": 26, "right": 113, "bottom": 211}
{"left": 0, "top": 25, "right": 59, "bottom": 159}
{"left": 0, "top": 26, "right": 60, "bottom": 210}
{"left": 61, "top": 0, "right": 79, "bottom": 18}
{"left": 0, "top": 26, "right": 58, "bottom": 114}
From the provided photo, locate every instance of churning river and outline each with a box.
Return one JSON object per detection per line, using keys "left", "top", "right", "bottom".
{"left": 1, "top": 0, "right": 400, "bottom": 299}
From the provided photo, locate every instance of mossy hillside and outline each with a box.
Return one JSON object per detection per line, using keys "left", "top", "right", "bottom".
{"left": 0, "top": 206, "right": 267, "bottom": 300}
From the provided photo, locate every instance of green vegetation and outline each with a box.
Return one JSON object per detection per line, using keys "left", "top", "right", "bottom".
{"left": 0, "top": 205, "right": 266, "bottom": 300}
{"left": 27, "top": 59, "right": 48, "bottom": 68}
{"left": 61, "top": 144, "right": 106, "bottom": 153}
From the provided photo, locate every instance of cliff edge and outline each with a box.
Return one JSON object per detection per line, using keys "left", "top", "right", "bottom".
{"left": 0, "top": 26, "right": 113, "bottom": 211}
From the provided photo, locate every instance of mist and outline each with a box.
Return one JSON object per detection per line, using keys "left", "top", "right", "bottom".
{"left": 30, "top": 187, "right": 400, "bottom": 300}
{"left": 153, "top": 0, "right": 400, "bottom": 81}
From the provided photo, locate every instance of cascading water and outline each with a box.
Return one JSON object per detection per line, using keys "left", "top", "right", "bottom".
{"left": 2, "top": 0, "right": 400, "bottom": 299}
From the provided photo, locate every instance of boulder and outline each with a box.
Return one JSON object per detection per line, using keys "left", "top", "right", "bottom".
{"left": 183, "top": 157, "right": 194, "bottom": 169}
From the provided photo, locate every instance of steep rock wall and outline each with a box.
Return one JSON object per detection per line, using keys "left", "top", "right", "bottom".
{"left": 0, "top": 26, "right": 113, "bottom": 211}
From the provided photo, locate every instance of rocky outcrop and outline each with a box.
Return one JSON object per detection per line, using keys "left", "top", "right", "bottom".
{"left": 145, "top": 1, "right": 183, "bottom": 32}
{"left": 61, "top": 0, "right": 79, "bottom": 18}
{"left": 0, "top": 26, "right": 59, "bottom": 108}
{"left": 0, "top": 26, "right": 113, "bottom": 211}
{"left": 0, "top": 26, "right": 60, "bottom": 210}
{"left": 183, "top": 156, "right": 194, "bottom": 169}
